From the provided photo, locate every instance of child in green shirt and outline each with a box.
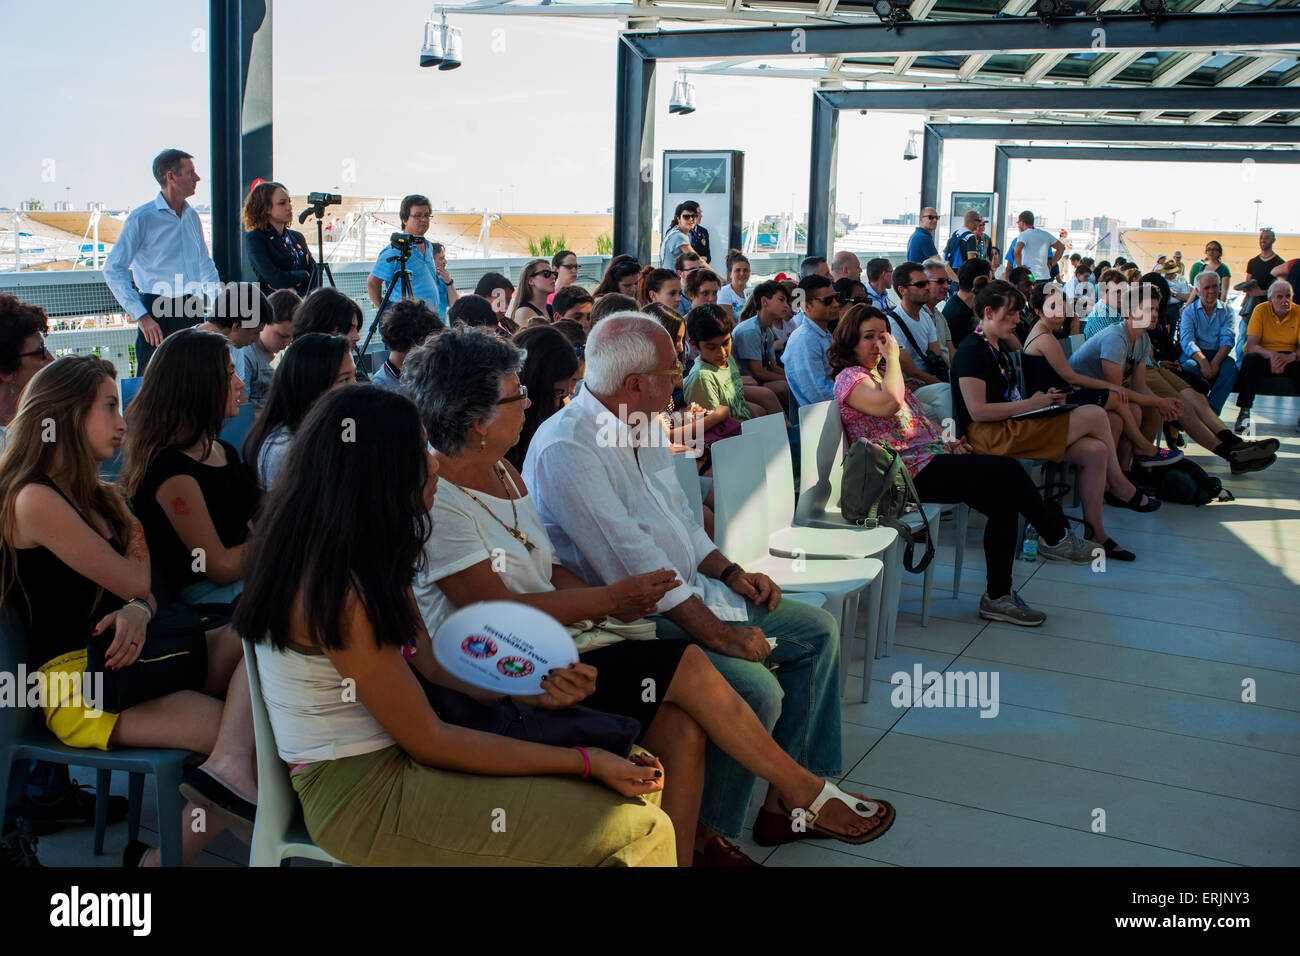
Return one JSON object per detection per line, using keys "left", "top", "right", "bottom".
{"left": 684, "top": 306, "right": 752, "bottom": 423}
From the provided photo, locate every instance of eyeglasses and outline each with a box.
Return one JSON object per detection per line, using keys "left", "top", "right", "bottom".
{"left": 560, "top": 262, "right": 580, "bottom": 270}
{"left": 18, "top": 342, "right": 49, "bottom": 361}
{"left": 640, "top": 362, "right": 684, "bottom": 377}
{"left": 497, "top": 385, "right": 529, "bottom": 404}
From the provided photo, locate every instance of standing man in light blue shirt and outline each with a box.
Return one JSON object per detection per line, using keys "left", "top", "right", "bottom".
{"left": 783, "top": 275, "right": 840, "bottom": 409}
{"left": 103, "top": 148, "right": 223, "bottom": 371}
{"left": 1179, "top": 270, "right": 1239, "bottom": 415}
{"left": 365, "top": 194, "right": 457, "bottom": 319}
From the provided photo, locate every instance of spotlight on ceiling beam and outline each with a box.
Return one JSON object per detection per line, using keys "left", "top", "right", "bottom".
{"left": 872, "top": 0, "right": 913, "bottom": 32}
{"left": 903, "top": 129, "right": 919, "bottom": 161}
{"left": 419, "top": 9, "right": 462, "bottom": 70}
{"left": 669, "top": 74, "right": 696, "bottom": 115}
{"left": 1138, "top": 0, "right": 1166, "bottom": 23}
{"left": 1034, "top": 0, "right": 1065, "bottom": 27}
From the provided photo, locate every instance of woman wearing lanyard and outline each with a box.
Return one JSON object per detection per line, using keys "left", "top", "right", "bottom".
{"left": 243, "top": 182, "right": 315, "bottom": 297}
{"left": 951, "top": 279, "right": 1156, "bottom": 562}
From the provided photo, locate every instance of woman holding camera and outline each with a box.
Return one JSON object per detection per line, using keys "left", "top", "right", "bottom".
{"left": 244, "top": 182, "right": 315, "bottom": 297}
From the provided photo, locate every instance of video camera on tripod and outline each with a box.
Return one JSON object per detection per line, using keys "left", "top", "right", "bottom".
{"left": 298, "top": 191, "right": 342, "bottom": 225}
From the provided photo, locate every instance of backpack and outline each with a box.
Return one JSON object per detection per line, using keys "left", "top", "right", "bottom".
{"left": 840, "top": 437, "right": 936, "bottom": 573}
{"left": 943, "top": 229, "right": 970, "bottom": 271}
{"left": 1132, "top": 458, "right": 1233, "bottom": 506}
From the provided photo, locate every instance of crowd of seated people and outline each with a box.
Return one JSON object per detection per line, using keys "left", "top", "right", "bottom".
{"left": 4, "top": 178, "right": 1297, "bottom": 870}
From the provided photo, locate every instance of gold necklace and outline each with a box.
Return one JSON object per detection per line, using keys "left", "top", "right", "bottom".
{"left": 451, "top": 462, "right": 536, "bottom": 553}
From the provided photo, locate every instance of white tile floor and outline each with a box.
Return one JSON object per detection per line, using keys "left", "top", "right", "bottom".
{"left": 31, "top": 394, "right": 1300, "bottom": 868}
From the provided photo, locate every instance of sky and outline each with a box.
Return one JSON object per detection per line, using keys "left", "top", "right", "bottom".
{"left": 2, "top": 0, "right": 1296, "bottom": 237}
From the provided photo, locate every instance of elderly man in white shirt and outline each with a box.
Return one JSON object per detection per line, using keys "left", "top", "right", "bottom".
{"left": 524, "top": 313, "right": 848, "bottom": 848}
{"left": 103, "top": 148, "right": 222, "bottom": 371}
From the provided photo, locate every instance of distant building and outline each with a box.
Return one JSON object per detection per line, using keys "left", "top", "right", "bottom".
{"left": 1140, "top": 217, "right": 1171, "bottom": 229}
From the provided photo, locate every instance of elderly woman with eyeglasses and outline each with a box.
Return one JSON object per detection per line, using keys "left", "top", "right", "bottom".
{"left": 405, "top": 325, "right": 894, "bottom": 866}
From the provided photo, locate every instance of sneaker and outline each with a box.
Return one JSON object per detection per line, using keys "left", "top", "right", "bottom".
{"left": 1238, "top": 436, "right": 1280, "bottom": 457}
{"left": 1135, "top": 448, "right": 1183, "bottom": 468}
{"left": 1038, "top": 531, "right": 1096, "bottom": 566}
{"left": 20, "top": 784, "right": 128, "bottom": 837}
{"left": 979, "top": 591, "right": 1046, "bottom": 627}
{"left": 0, "top": 819, "right": 42, "bottom": 868}
{"left": 1231, "top": 453, "right": 1276, "bottom": 476}
{"left": 1234, "top": 409, "right": 1252, "bottom": 435}
{"left": 1227, "top": 441, "right": 1278, "bottom": 466}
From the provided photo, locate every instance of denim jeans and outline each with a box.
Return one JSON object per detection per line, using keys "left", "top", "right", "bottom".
{"left": 179, "top": 578, "right": 244, "bottom": 606}
{"left": 1180, "top": 357, "right": 1239, "bottom": 416}
{"left": 651, "top": 596, "right": 842, "bottom": 840}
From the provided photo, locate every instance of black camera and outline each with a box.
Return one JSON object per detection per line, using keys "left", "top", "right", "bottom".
{"left": 298, "top": 191, "right": 343, "bottom": 224}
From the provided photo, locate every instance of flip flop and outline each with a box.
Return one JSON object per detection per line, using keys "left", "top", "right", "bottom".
{"left": 803, "top": 781, "right": 895, "bottom": 845}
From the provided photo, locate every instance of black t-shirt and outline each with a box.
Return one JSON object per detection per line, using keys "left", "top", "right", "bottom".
{"left": 961, "top": 233, "right": 991, "bottom": 262}
{"left": 133, "top": 440, "right": 260, "bottom": 595}
{"left": 1245, "top": 254, "right": 1282, "bottom": 303}
{"left": 943, "top": 295, "right": 976, "bottom": 347}
{"left": 950, "top": 332, "right": 1016, "bottom": 438}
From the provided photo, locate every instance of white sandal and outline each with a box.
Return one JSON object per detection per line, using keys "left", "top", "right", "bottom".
{"left": 799, "top": 780, "right": 895, "bottom": 845}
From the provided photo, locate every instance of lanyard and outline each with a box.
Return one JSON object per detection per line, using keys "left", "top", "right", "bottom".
{"left": 973, "top": 325, "right": 1020, "bottom": 401}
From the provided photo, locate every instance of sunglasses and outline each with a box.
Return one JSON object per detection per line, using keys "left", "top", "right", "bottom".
{"left": 681, "top": 213, "right": 698, "bottom": 221}
{"left": 811, "top": 294, "right": 838, "bottom": 306}
{"left": 902, "top": 280, "right": 930, "bottom": 289}
{"left": 497, "top": 385, "right": 529, "bottom": 404}
{"left": 922, "top": 214, "right": 939, "bottom": 221}
{"left": 535, "top": 270, "right": 558, "bottom": 279}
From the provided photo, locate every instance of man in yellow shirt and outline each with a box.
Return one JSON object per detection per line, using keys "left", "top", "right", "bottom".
{"left": 1235, "top": 280, "right": 1300, "bottom": 434}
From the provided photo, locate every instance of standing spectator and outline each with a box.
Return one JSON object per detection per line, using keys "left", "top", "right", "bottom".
{"left": 944, "top": 210, "right": 978, "bottom": 272}
{"left": 719, "top": 250, "right": 750, "bottom": 316}
{"left": 782, "top": 275, "right": 839, "bottom": 408}
{"left": 508, "top": 259, "right": 557, "bottom": 326}
{"left": 1236, "top": 280, "right": 1300, "bottom": 435}
{"left": 552, "top": 285, "right": 594, "bottom": 332}
{"left": 243, "top": 333, "right": 356, "bottom": 490}
{"left": 121, "top": 329, "right": 261, "bottom": 605}
{"left": 0, "top": 295, "right": 53, "bottom": 443}
{"left": 907, "top": 207, "right": 941, "bottom": 263}
{"left": 366, "top": 196, "right": 456, "bottom": 319}
{"left": 550, "top": 249, "right": 580, "bottom": 303}
{"left": 1240, "top": 229, "right": 1282, "bottom": 354}
{"left": 831, "top": 251, "right": 862, "bottom": 284}
{"left": 943, "top": 259, "right": 991, "bottom": 348}
{"left": 685, "top": 201, "right": 712, "bottom": 264}
{"left": 1013, "top": 210, "right": 1064, "bottom": 281}
{"left": 961, "top": 217, "right": 992, "bottom": 262}
{"left": 1188, "top": 240, "right": 1231, "bottom": 294}
{"left": 242, "top": 181, "right": 314, "bottom": 297}
{"left": 103, "top": 148, "right": 222, "bottom": 372}
{"left": 731, "top": 281, "right": 791, "bottom": 407}
{"left": 240, "top": 290, "right": 297, "bottom": 412}
{"left": 1178, "top": 272, "right": 1239, "bottom": 415}
{"left": 864, "top": 258, "right": 894, "bottom": 313}
{"left": 661, "top": 203, "right": 700, "bottom": 267}
{"left": 593, "top": 255, "right": 641, "bottom": 299}
{"left": 372, "top": 299, "right": 441, "bottom": 394}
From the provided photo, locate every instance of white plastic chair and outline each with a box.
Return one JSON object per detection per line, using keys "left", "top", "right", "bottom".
{"left": 711, "top": 433, "right": 885, "bottom": 700}
{"left": 794, "top": 401, "right": 952, "bottom": 655}
{"left": 242, "top": 638, "right": 345, "bottom": 867}
{"left": 671, "top": 451, "right": 706, "bottom": 528}
{"left": 741, "top": 414, "right": 899, "bottom": 652}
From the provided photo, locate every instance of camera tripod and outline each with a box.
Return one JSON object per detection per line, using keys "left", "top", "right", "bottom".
{"left": 357, "top": 239, "right": 414, "bottom": 374}
{"left": 304, "top": 205, "right": 335, "bottom": 292}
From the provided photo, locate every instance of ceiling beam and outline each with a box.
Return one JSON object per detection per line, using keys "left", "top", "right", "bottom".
{"left": 819, "top": 85, "right": 1300, "bottom": 111}
{"left": 998, "top": 145, "right": 1300, "bottom": 163}
{"left": 930, "top": 122, "right": 1300, "bottom": 144}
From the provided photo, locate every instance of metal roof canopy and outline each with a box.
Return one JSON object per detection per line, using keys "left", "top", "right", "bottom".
{"left": 989, "top": 144, "right": 1300, "bottom": 251}
{"left": 614, "top": 9, "right": 1300, "bottom": 262}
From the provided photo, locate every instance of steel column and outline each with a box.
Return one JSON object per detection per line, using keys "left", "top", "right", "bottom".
{"left": 808, "top": 91, "right": 838, "bottom": 260}
{"left": 992, "top": 146, "right": 1009, "bottom": 254}
{"left": 613, "top": 39, "right": 656, "bottom": 264}
{"left": 919, "top": 124, "right": 942, "bottom": 215}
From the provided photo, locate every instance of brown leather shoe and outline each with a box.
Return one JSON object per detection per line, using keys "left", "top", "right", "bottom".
{"left": 693, "top": 834, "right": 762, "bottom": 867}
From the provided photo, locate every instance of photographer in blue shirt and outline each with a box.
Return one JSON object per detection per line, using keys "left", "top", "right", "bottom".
{"left": 366, "top": 194, "right": 457, "bottom": 319}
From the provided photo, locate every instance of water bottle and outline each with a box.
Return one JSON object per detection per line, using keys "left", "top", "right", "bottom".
{"left": 1021, "top": 525, "right": 1039, "bottom": 562}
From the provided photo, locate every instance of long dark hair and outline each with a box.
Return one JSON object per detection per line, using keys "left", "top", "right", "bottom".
{"left": 120, "top": 328, "right": 231, "bottom": 497}
{"left": 972, "top": 278, "right": 1025, "bottom": 324}
{"left": 242, "top": 333, "right": 350, "bottom": 476}
{"left": 235, "top": 385, "right": 431, "bottom": 652}
{"left": 506, "top": 325, "right": 579, "bottom": 471}
{"left": 593, "top": 255, "right": 640, "bottom": 297}
{"left": 293, "top": 287, "right": 361, "bottom": 338}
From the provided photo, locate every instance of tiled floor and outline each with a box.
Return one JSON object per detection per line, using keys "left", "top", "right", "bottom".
{"left": 31, "top": 394, "right": 1300, "bottom": 868}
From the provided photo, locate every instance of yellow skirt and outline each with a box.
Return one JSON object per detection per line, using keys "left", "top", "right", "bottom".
{"left": 37, "top": 649, "right": 118, "bottom": 751}
{"left": 967, "top": 414, "right": 1070, "bottom": 462}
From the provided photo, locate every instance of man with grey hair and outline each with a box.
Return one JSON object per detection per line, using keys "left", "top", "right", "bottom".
{"left": 1236, "top": 279, "right": 1300, "bottom": 434}
{"left": 103, "top": 147, "right": 222, "bottom": 371}
{"left": 922, "top": 258, "right": 956, "bottom": 364}
{"left": 524, "top": 312, "right": 858, "bottom": 862}
{"left": 830, "top": 250, "right": 862, "bottom": 284}
{"left": 1178, "top": 270, "right": 1238, "bottom": 415}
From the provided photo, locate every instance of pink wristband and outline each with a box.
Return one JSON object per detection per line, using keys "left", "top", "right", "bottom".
{"left": 574, "top": 745, "right": 590, "bottom": 778}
